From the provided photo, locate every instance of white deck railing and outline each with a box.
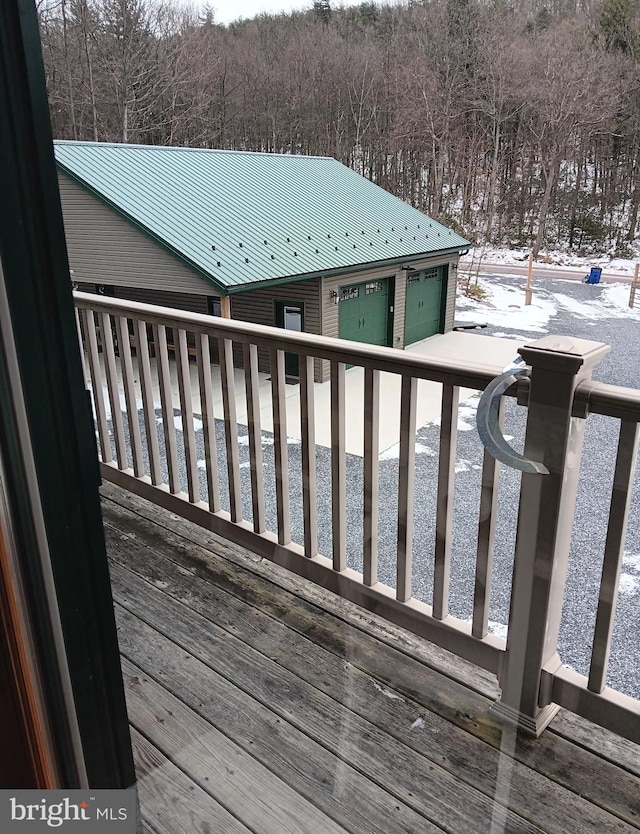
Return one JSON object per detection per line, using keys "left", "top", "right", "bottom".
{"left": 74, "top": 292, "right": 640, "bottom": 742}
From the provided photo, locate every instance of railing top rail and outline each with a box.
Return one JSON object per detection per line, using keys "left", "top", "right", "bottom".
{"left": 576, "top": 380, "right": 640, "bottom": 423}
{"left": 74, "top": 291, "right": 507, "bottom": 390}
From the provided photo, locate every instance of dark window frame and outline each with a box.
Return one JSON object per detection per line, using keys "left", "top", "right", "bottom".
{"left": 0, "top": 0, "right": 135, "bottom": 788}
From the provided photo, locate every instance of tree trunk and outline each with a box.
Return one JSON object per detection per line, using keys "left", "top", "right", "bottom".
{"left": 568, "top": 154, "right": 582, "bottom": 250}
{"left": 627, "top": 143, "right": 640, "bottom": 241}
{"left": 61, "top": 1, "right": 78, "bottom": 139}
{"left": 628, "top": 186, "right": 640, "bottom": 242}
{"left": 85, "top": 40, "right": 99, "bottom": 142}
{"left": 485, "top": 119, "right": 500, "bottom": 240}
{"left": 532, "top": 154, "right": 559, "bottom": 258}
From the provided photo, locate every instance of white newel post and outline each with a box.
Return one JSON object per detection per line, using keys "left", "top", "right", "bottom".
{"left": 494, "top": 336, "right": 610, "bottom": 735}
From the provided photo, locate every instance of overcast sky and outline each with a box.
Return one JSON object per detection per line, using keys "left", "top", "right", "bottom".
{"left": 208, "top": 0, "right": 370, "bottom": 26}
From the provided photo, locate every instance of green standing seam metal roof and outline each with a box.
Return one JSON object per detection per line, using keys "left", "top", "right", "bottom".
{"left": 54, "top": 141, "right": 471, "bottom": 294}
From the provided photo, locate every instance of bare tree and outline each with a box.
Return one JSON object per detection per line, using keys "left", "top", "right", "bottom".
{"left": 35, "top": 0, "right": 640, "bottom": 255}
{"left": 521, "top": 23, "right": 623, "bottom": 256}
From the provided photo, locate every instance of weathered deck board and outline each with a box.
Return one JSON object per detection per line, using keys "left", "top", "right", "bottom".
{"left": 550, "top": 710, "right": 640, "bottom": 778}
{"left": 102, "top": 489, "right": 640, "bottom": 829}
{"left": 113, "top": 578, "right": 542, "bottom": 834}
{"left": 131, "top": 727, "right": 251, "bottom": 834}
{"left": 123, "top": 658, "right": 351, "bottom": 834}
{"left": 102, "top": 480, "right": 640, "bottom": 778}
{"left": 116, "top": 605, "right": 445, "bottom": 834}
{"left": 101, "top": 480, "right": 503, "bottom": 695}
{"left": 101, "top": 483, "right": 640, "bottom": 833}
{"left": 105, "top": 523, "right": 637, "bottom": 834}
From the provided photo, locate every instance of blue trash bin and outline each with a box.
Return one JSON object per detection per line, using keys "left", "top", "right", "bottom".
{"left": 586, "top": 267, "right": 602, "bottom": 284}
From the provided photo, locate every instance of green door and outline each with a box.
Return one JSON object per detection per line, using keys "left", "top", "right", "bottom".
{"left": 338, "top": 278, "right": 391, "bottom": 346}
{"left": 404, "top": 267, "right": 445, "bottom": 345}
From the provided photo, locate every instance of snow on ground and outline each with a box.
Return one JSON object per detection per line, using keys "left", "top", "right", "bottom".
{"left": 620, "top": 552, "right": 640, "bottom": 597}
{"left": 97, "top": 385, "right": 142, "bottom": 422}
{"left": 463, "top": 619, "right": 508, "bottom": 640}
{"left": 457, "top": 397, "right": 480, "bottom": 431}
{"left": 454, "top": 458, "right": 482, "bottom": 473}
{"left": 602, "top": 284, "right": 640, "bottom": 317}
{"left": 173, "top": 415, "right": 203, "bottom": 432}
{"left": 552, "top": 287, "right": 640, "bottom": 321}
{"left": 237, "top": 434, "right": 275, "bottom": 446}
{"left": 464, "top": 245, "right": 639, "bottom": 276}
{"left": 551, "top": 294, "right": 608, "bottom": 320}
{"left": 457, "top": 276, "right": 640, "bottom": 332}
{"left": 378, "top": 442, "right": 437, "bottom": 461}
{"left": 623, "top": 551, "right": 640, "bottom": 570}
{"left": 488, "top": 621, "right": 508, "bottom": 640}
{"left": 618, "top": 575, "right": 640, "bottom": 596}
{"left": 456, "top": 282, "right": 557, "bottom": 331}
{"left": 493, "top": 331, "right": 535, "bottom": 341}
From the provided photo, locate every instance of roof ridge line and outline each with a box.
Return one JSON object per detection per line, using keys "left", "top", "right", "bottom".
{"left": 53, "top": 139, "right": 334, "bottom": 161}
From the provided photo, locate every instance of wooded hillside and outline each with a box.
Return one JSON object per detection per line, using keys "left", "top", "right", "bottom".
{"left": 38, "top": 0, "right": 640, "bottom": 254}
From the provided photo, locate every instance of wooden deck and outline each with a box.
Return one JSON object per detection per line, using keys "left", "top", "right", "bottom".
{"left": 101, "top": 482, "right": 640, "bottom": 834}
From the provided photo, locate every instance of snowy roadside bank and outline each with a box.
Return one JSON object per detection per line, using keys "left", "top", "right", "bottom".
{"left": 459, "top": 245, "right": 640, "bottom": 280}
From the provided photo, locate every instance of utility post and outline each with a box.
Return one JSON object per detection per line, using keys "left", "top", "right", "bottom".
{"left": 630, "top": 263, "right": 639, "bottom": 309}
{"left": 524, "top": 253, "right": 533, "bottom": 306}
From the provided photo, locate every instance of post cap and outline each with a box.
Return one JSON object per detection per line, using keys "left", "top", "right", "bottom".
{"left": 518, "top": 336, "right": 611, "bottom": 374}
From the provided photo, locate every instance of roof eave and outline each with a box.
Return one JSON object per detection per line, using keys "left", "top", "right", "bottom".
{"left": 224, "top": 246, "right": 471, "bottom": 295}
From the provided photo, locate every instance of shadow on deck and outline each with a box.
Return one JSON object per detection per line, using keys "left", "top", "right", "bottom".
{"left": 101, "top": 482, "right": 640, "bottom": 834}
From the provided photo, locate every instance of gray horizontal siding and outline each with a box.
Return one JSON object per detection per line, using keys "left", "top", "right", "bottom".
{"left": 231, "top": 279, "right": 322, "bottom": 381}
{"left": 114, "top": 286, "right": 210, "bottom": 314}
{"left": 59, "top": 174, "right": 213, "bottom": 295}
{"left": 75, "top": 284, "right": 211, "bottom": 318}
{"left": 115, "top": 287, "right": 217, "bottom": 360}
{"left": 231, "top": 280, "right": 320, "bottom": 333}
{"left": 75, "top": 279, "right": 323, "bottom": 381}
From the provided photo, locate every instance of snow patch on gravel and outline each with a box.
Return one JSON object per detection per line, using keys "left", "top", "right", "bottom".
{"left": 488, "top": 621, "right": 508, "bottom": 640}
{"left": 456, "top": 283, "right": 556, "bottom": 332}
{"left": 618, "top": 574, "right": 640, "bottom": 596}
{"left": 623, "top": 552, "right": 640, "bottom": 570}
{"left": 173, "top": 415, "right": 203, "bottom": 432}
{"left": 601, "top": 284, "right": 640, "bottom": 318}
{"left": 457, "top": 275, "right": 640, "bottom": 332}
{"left": 493, "top": 331, "right": 534, "bottom": 341}
{"left": 554, "top": 289, "right": 640, "bottom": 320}
{"left": 379, "top": 442, "right": 437, "bottom": 460}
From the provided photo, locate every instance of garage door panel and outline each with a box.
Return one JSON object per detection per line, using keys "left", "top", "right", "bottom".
{"left": 339, "top": 279, "right": 390, "bottom": 347}
{"left": 404, "top": 267, "right": 444, "bottom": 345}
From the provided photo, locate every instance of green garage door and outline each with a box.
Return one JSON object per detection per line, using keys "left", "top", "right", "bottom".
{"left": 404, "top": 267, "right": 445, "bottom": 345}
{"left": 339, "top": 278, "right": 391, "bottom": 346}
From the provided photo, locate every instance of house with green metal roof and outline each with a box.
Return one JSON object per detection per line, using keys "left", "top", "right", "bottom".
{"left": 55, "top": 141, "right": 470, "bottom": 381}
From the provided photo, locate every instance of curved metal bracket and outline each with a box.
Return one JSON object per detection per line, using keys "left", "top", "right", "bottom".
{"left": 476, "top": 368, "right": 550, "bottom": 475}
